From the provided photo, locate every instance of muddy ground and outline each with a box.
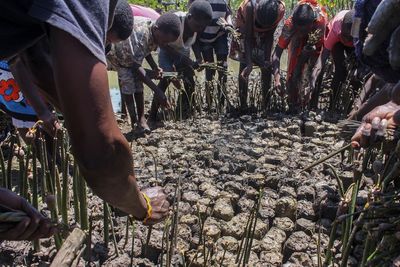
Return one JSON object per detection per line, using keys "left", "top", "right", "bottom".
{"left": 0, "top": 107, "right": 367, "bottom": 266}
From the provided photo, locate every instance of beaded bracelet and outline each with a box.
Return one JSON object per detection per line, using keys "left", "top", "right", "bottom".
{"left": 141, "top": 192, "right": 153, "bottom": 224}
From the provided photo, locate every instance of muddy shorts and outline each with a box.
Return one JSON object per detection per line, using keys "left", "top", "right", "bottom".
{"left": 117, "top": 67, "right": 144, "bottom": 95}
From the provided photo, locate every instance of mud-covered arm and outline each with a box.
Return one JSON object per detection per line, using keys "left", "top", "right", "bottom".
{"left": 47, "top": 26, "right": 169, "bottom": 223}
{"left": 192, "top": 39, "right": 203, "bottom": 63}
{"left": 145, "top": 54, "right": 158, "bottom": 70}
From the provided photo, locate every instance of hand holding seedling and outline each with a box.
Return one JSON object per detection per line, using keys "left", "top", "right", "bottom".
{"left": 0, "top": 188, "right": 56, "bottom": 241}
{"left": 351, "top": 101, "right": 400, "bottom": 148}
{"left": 140, "top": 186, "right": 170, "bottom": 225}
{"left": 155, "top": 88, "right": 170, "bottom": 109}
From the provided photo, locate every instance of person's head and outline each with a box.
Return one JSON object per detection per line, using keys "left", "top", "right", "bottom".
{"left": 153, "top": 12, "right": 181, "bottom": 45}
{"left": 293, "top": 3, "right": 316, "bottom": 31}
{"left": 341, "top": 10, "right": 355, "bottom": 43}
{"left": 187, "top": 0, "right": 213, "bottom": 33}
{"left": 107, "top": 0, "right": 134, "bottom": 44}
{"left": 255, "top": 0, "right": 281, "bottom": 28}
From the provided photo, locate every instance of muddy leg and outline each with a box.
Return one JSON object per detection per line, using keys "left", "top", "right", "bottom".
{"left": 134, "top": 92, "right": 149, "bottom": 131}
{"left": 202, "top": 48, "right": 215, "bottom": 111}
{"left": 260, "top": 67, "right": 272, "bottom": 111}
{"left": 239, "top": 62, "right": 248, "bottom": 110}
{"left": 217, "top": 54, "right": 228, "bottom": 110}
{"left": 122, "top": 93, "right": 137, "bottom": 130}
{"left": 148, "top": 78, "right": 169, "bottom": 123}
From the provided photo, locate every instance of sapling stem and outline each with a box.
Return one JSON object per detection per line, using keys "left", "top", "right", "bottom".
{"left": 78, "top": 173, "right": 88, "bottom": 230}
{"left": 103, "top": 201, "right": 109, "bottom": 247}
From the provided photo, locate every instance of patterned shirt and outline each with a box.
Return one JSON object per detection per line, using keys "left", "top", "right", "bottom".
{"left": 107, "top": 17, "right": 157, "bottom": 69}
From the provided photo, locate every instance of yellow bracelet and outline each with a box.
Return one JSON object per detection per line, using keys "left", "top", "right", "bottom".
{"left": 141, "top": 192, "right": 153, "bottom": 224}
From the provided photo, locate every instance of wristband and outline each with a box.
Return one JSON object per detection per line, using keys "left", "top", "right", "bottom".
{"left": 141, "top": 193, "right": 152, "bottom": 224}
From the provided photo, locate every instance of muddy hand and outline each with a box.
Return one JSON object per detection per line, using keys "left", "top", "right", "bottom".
{"left": 274, "top": 73, "right": 285, "bottom": 97}
{"left": 40, "top": 112, "right": 61, "bottom": 137}
{"left": 0, "top": 189, "right": 56, "bottom": 240}
{"left": 140, "top": 186, "right": 170, "bottom": 225}
{"left": 351, "top": 101, "right": 400, "bottom": 148}
{"left": 155, "top": 89, "right": 170, "bottom": 109}
{"left": 155, "top": 67, "right": 163, "bottom": 79}
{"left": 240, "top": 64, "right": 253, "bottom": 80}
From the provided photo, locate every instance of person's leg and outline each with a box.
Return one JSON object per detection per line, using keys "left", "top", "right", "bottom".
{"left": 217, "top": 54, "right": 228, "bottom": 109}
{"left": 175, "top": 50, "right": 195, "bottom": 119}
{"left": 119, "top": 68, "right": 137, "bottom": 130}
{"left": 239, "top": 62, "right": 248, "bottom": 110}
{"left": 202, "top": 46, "right": 215, "bottom": 111}
{"left": 121, "top": 93, "right": 136, "bottom": 129}
{"left": 215, "top": 34, "right": 229, "bottom": 110}
{"left": 329, "top": 43, "right": 347, "bottom": 110}
{"left": 118, "top": 78, "right": 127, "bottom": 116}
{"left": 176, "top": 67, "right": 196, "bottom": 119}
{"left": 133, "top": 80, "right": 149, "bottom": 132}
{"left": 148, "top": 49, "right": 173, "bottom": 124}
{"left": 134, "top": 92, "right": 149, "bottom": 130}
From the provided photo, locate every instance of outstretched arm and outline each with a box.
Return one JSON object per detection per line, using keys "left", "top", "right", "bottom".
{"left": 48, "top": 26, "right": 168, "bottom": 224}
{"left": 132, "top": 62, "right": 169, "bottom": 108}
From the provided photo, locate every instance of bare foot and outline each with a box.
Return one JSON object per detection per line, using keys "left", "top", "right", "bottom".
{"left": 138, "top": 119, "right": 151, "bottom": 134}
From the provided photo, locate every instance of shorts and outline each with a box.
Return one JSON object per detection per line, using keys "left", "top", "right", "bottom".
{"left": 199, "top": 33, "right": 229, "bottom": 56}
{"left": 158, "top": 47, "right": 190, "bottom": 72}
{"left": 117, "top": 67, "right": 143, "bottom": 95}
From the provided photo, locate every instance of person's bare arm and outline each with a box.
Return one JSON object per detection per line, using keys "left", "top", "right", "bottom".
{"left": 272, "top": 45, "right": 283, "bottom": 77}
{"left": 263, "top": 31, "right": 274, "bottom": 67}
{"left": 48, "top": 26, "right": 168, "bottom": 223}
{"left": 192, "top": 39, "right": 203, "bottom": 63}
{"left": 145, "top": 54, "right": 158, "bottom": 71}
{"left": 241, "top": 4, "right": 255, "bottom": 79}
{"left": 132, "top": 62, "right": 169, "bottom": 108}
{"left": 351, "top": 81, "right": 400, "bottom": 148}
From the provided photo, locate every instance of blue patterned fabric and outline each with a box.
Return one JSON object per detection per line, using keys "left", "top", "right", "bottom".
{"left": 0, "top": 61, "right": 37, "bottom": 121}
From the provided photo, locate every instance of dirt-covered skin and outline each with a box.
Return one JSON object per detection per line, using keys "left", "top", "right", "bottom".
{"left": 1, "top": 109, "right": 368, "bottom": 267}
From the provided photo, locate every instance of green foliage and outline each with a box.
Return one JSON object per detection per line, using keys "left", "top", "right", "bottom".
{"left": 128, "top": 0, "right": 188, "bottom": 11}
{"left": 129, "top": 0, "right": 352, "bottom": 18}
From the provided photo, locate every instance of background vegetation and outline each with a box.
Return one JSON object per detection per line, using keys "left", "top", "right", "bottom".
{"left": 129, "top": 0, "right": 354, "bottom": 17}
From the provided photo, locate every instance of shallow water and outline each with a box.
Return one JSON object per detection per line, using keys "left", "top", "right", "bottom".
{"left": 110, "top": 87, "right": 121, "bottom": 113}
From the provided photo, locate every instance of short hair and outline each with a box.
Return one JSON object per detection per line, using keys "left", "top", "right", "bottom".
{"left": 342, "top": 10, "right": 355, "bottom": 32}
{"left": 109, "top": 0, "right": 134, "bottom": 40}
{"left": 155, "top": 12, "right": 181, "bottom": 38}
{"left": 293, "top": 3, "right": 316, "bottom": 26}
{"left": 188, "top": 0, "right": 213, "bottom": 21}
{"left": 256, "top": 0, "right": 280, "bottom": 27}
